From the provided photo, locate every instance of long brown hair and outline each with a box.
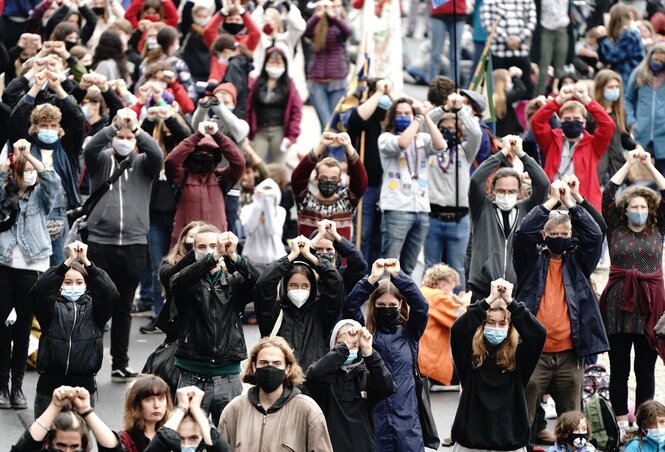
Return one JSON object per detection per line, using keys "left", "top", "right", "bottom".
{"left": 594, "top": 69, "right": 627, "bottom": 134}
{"left": 312, "top": 14, "right": 329, "bottom": 52}
{"left": 471, "top": 302, "right": 519, "bottom": 371}
{"left": 383, "top": 98, "right": 413, "bottom": 134}
{"left": 122, "top": 375, "right": 172, "bottom": 432}
{"left": 366, "top": 280, "right": 408, "bottom": 334}
{"left": 607, "top": 3, "right": 637, "bottom": 42}
{"left": 615, "top": 185, "right": 661, "bottom": 229}
{"left": 493, "top": 69, "right": 510, "bottom": 119}
{"left": 11, "top": 154, "right": 40, "bottom": 197}
{"left": 164, "top": 221, "right": 207, "bottom": 265}
{"left": 634, "top": 400, "right": 665, "bottom": 444}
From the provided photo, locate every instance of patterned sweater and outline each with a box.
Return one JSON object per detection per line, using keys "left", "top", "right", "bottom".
{"left": 291, "top": 151, "right": 368, "bottom": 240}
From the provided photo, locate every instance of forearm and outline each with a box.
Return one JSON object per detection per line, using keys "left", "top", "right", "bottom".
{"left": 86, "top": 412, "right": 119, "bottom": 447}
{"left": 610, "top": 161, "right": 631, "bottom": 185}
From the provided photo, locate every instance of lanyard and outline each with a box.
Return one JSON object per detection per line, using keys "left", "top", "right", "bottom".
{"left": 436, "top": 144, "right": 457, "bottom": 173}
{"left": 405, "top": 139, "right": 419, "bottom": 180}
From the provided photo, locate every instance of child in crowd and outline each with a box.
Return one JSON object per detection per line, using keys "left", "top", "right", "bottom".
{"left": 548, "top": 411, "right": 596, "bottom": 452}
{"left": 625, "top": 400, "right": 665, "bottom": 452}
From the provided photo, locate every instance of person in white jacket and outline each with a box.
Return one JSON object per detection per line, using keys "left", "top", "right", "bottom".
{"left": 240, "top": 177, "right": 287, "bottom": 270}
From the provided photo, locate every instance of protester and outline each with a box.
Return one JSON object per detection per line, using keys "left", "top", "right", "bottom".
{"left": 599, "top": 149, "right": 665, "bottom": 438}
{"left": 218, "top": 336, "right": 334, "bottom": 451}
{"left": 450, "top": 279, "right": 546, "bottom": 451}
{"left": 0, "top": 141, "right": 59, "bottom": 410}
{"left": 548, "top": 411, "right": 596, "bottom": 452}
{"left": 624, "top": 400, "right": 665, "bottom": 452}
{"left": 343, "top": 258, "right": 428, "bottom": 452}
{"left": 30, "top": 241, "right": 119, "bottom": 417}
{"left": 596, "top": 3, "right": 645, "bottom": 86}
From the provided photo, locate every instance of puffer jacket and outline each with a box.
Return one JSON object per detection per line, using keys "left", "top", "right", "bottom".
{"left": 304, "top": 14, "right": 352, "bottom": 80}
{"left": 30, "top": 262, "right": 118, "bottom": 376}
{"left": 219, "top": 386, "right": 333, "bottom": 451}
{"left": 0, "top": 169, "right": 60, "bottom": 266}
{"left": 254, "top": 256, "right": 345, "bottom": 370}
{"left": 170, "top": 254, "right": 259, "bottom": 363}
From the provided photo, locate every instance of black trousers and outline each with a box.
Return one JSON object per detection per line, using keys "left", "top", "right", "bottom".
{"left": 87, "top": 242, "right": 146, "bottom": 370}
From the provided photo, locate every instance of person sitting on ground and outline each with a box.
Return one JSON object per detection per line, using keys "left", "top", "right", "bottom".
{"left": 624, "top": 400, "right": 665, "bottom": 452}
{"left": 548, "top": 411, "right": 596, "bottom": 452}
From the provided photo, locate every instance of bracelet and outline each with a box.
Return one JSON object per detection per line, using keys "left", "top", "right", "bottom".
{"left": 176, "top": 405, "right": 188, "bottom": 415}
{"left": 34, "top": 419, "right": 49, "bottom": 432}
{"left": 79, "top": 408, "right": 94, "bottom": 418}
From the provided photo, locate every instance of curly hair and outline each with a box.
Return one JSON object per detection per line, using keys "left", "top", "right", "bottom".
{"left": 471, "top": 301, "right": 519, "bottom": 371}
{"left": 422, "top": 263, "right": 459, "bottom": 288}
{"left": 91, "top": 30, "right": 129, "bottom": 82}
{"left": 427, "top": 76, "right": 455, "bottom": 107}
{"left": 615, "top": 185, "right": 661, "bottom": 229}
{"left": 554, "top": 411, "right": 592, "bottom": 446}
{"left": 29, "top": 104, "right": 64, "bottom": 138}
{"left": 242, "top": 336, "right": 305, "bottom": 387}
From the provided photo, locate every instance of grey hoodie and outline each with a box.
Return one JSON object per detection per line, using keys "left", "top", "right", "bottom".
{"left": 83, "top": 126, "right": 163, "bottom": 246}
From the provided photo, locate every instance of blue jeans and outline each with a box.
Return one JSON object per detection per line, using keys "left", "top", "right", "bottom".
{"left": 177, "top": 369, "right": 242, "bottom": 427}
{"left": 380, "top": 210, "right": 429, "bottom": 276}
{"left": 308, "top": 80, "right": 346, "bottom": 131}
{"left": 357, "top": 186, "right": 382, "bottom": 266}
{"left": 429, "top": 17, "right": 465, "bottom": 84}
{"left": 423, "top": 214, "right": 470, "bottom": 292}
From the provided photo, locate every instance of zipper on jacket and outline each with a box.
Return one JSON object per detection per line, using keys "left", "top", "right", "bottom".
{"left": 65, "top": 303, "right": 78, "bottom": 375}
{"left": 502, "top": 238, "right": 508, "bottom": 278}
{"left": 118, "top": 172, "right": 124, "bottom": 246}
{"left": 258, "top": 412, "right": 267, "bottom": 449}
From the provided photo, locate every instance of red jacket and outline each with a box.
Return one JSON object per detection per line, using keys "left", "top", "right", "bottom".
{"left": 203, "top": 10, "right": 261, "bottom": 50}
{"left": 246, "top": 79, "right": 303, "bottom": 142}
{"left": 531, "top": 99, "right": 615, "bottom": 210}
{"left": 430, "top": 0, "right": 465, "bottom": 16}
{"left": 130, "top": 80, "right": 195, "bottom": 116}
{"left": 124, "top": 0, "right": 178, "bottom": 28}
{"left": 164, "top": 131, "right": 245, "bottom": 245}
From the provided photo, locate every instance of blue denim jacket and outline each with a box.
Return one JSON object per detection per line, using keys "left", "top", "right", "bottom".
{"left": 0, "top": 169, "right": 60, "bottom": 266}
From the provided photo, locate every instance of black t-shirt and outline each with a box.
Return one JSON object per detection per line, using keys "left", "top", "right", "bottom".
{"left": 347, "top": 107, "right": 385, "bottom": 188}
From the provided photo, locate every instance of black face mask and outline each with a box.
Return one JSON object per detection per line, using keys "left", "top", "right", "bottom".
{"left": 184, "top": 242, "right": 193, "bottom": 252}
{"left": 317, "top": 180, "right": 338, "bottom": 198}
{"left": 222, "top": 22, "right": 244, "bottom": 35}
{"left": 92, "top": 6, "right": 105, "bottom": 15}
{"left": 64, "top": 40, "right": 77, "bottom": 51}
{"left": 184, "top": 149, "right": 217, "bottom": 173}
{"left": 375, "top": 306, "right": 399, "bottom": 326}
{"left": 544, "top": 236, "right": 572, "bottom": 255}
{"left": 315, "top": 250, "right": 336, "bottom": 265}
{"left": 569, "top": 433, "right": 589, "bottom": 449}
{"left": 560, "top": 120, "right": 584, "bottom": 139}
{"left": 254, "top": 365, "right": 286, "bottom": 393}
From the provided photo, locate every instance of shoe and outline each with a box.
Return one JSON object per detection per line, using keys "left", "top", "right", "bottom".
{"left": 619, "top": 424, "right": 639, "bottom": 444}
{"left": 536, "top": 429, "right": 556, "bottom": 445}
{"left": 10, "top": 387, "right": 27, "bottom": 410}
{"left": 139, "top": 320, "right": 163, "bottom": 334}
{"left": 542, "top": 397, "right": 557, "bottom": 419}
{"left": 430, "top": 384, "right": 460, "bottom": 392}
{"left": 0, "top": 385, "right": 10, "bottom": 409}
{"left": 131, "top": 305, "right": 153, "bottom": 317}
{"left": 111, "top": 367, "right": 138, "bottom": 383}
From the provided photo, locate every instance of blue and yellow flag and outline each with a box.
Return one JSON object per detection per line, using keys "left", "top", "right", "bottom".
{"left": 324, "top": 54, "right": 371, "bottom": 133}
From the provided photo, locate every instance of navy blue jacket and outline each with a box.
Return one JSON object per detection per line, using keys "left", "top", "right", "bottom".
{"left": 343, "top": 271, "right": 428, "bottom": 452}
{"left": 513, "top": 204, "right": 609, "bottom": 358}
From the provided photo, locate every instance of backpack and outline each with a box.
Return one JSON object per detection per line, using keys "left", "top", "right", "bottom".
{"left": 583, "top": 393, "right": 620, "bottom": 452}
{"left": 583, "top": 364, "right": 610, "bottom": 401}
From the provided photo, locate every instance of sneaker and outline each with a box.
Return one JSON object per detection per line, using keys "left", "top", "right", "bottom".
{"left": 131, "top": 305, "right": 153, "bottom": 317}
{"left": 139, "top": 320, "right": 163, "bottom": 335}
{"left": 111, "top": 367, "right": 138, "bottom": 383}
{"left": 542, "top": 397, "right": 557, "bottom": 419}
{"left": 430, "top": 384, "right": 460, "bottom": 392}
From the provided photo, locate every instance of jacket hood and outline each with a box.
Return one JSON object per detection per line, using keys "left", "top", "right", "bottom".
{"left": 329, "top": 319, "right": 362, "bottom": 350}
{"left": 254, "top": 178, "right": 282, "bottom": 204}
{"left": 278, "top": 258, "right": 318, "bottom": 308}
{"left": 248, "top": 385, "right": 301, "bottom": 413}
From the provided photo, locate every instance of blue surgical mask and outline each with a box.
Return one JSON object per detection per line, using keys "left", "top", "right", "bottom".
{"left": 378, "top": 95, "right": 393, "bottom": 110}
{"left": 483, "top": 326, "right": 508, "bottom": 345}
{"left": 61, "top": 285, "right": 86, "bottom": 302}
{"left": 395, "top": 115, "right": 412, "bottom": 132}
{"left": 603, "top": 89, "right": 620, "bottom": 103}
{"left": 646, "top": 428, "right": 665, "bottom": 443}
{"left": 627, "top": 210, "right": 648, "bottom": 226}
{"left": 650, "top": 58, "right": 665, "bottom": 74}
{"left": 181, "top": 445, "right": 198, "bottom": 452}
{"left": 344, "top": 349, "right": 358, "bottom": 365}
{"left": 37, "top": 129, "right": 59, "bottom": 144}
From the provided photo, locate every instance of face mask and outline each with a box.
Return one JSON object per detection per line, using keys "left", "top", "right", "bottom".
{"left": 287, "top": 289, "right": 310, "bottom": 308}
{"left": 216, "top": 53, "right": 229, "bottom": 65}
{"left": 394, "top": 116, "right": 412, "bottom": 133}
{"left": 195, "top": 250, "right": 214, "bottom": 261}
{"left": 193, "top": 16, "right": 208, "bottom": 26}
{"left": 81, "top": 106, "right": 92, "bottom": 120}
{"left": 544, "top": 236, "right": 572, "bottom": 255}
{"left": 38, "top": 128, "right": 59, "bottom": 144}
{"left": 494, "top": 193, "right": 518, "bottom": 211}
{"left": 143, "top": 13, "right": 161, "bottom": 22}
{"left": 603, "top": 88, "right": 620, "bottom": 102}
{"left": 222, "top": 22, "right": 244, "bottom": 35}
{"left": 627, "top": 210, "right": 648, "bottom": 226}
{"left": 375, "top": 306, "right": 399, "bottom": 325}
{"left": 650, "top": 58, "right": 665, "bottom": 74}
{"left": 316, "top": 250, "right": 336, "bottom": 264}
{"left": 263, "top": 23, "right": 274, "bottom": 35}
{"left": 23, "top": 170, "right": 38, "bottom": 187}
{"left": 254, "top": 365, "right": 286, "bottom": 393}
{"left": 145, "top": 37, "right": 159, "bottom": 50}
{"left": 344, "top": 348, "right": 358, "bottom": 365}
{"left": 561, "top": 120, "right": 584, "bottom": 139}
{"left": 378, "top": 95, "right": 392, "bottom": 110}
{"left": 266, "top": 66, "right": 285, "bottom": 79}
{"left": 483, "top": 326, "right": 508, "bottom": 345}
{"left": 646, "top": 428, "right": 665, "bottom": 443}
{"left": 181, "top": 445, "right": 197, "bottom": 452}
{"left": 184, "top": 242, "right": 194, "bottom": 252}
{"left": 442, "top": 128, "right": 457, "bottom": 144}
{"left": 569, "top": 433, "right": 590, "bottom": 448}
{"left": 112, "top": 138, "right": 135, "bottom": 156}
{"left": 64, "top": 40, "right": 77, "bottom": 51}
{"left": 61, "top": 285, "right": 86, "bottom": 302}
{"left": 92, "top": 6, "right": 105, "bottom": 15}
{"left": 317, "top": 180, "right": 338, "bottom": 197}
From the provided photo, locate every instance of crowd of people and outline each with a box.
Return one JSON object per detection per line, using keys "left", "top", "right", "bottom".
{"left": 1, "top": 0, "right": 665, "bottom": 449}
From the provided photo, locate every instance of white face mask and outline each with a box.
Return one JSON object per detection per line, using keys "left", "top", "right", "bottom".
{"left": 194, "top": 247, "right": 216, "bottom": 260}
{"left": 193, "top": 16, "right": 209, "bottom": 26}
{"left": 495, "top": 193, "right": 518, "bottom": 211}
{"left": 23, "top": 170, "right": 38, "bottom": 187}
{"left": 287, "top": 289, "right": 310, "bottom": 308}
{"left": 112, "top": 138, "right": 135, "bottom": 156}
{"left": 266, "top": 66, "right": 285, "bottom": 79}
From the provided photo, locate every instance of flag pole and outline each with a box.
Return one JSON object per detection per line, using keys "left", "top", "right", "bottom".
{"left": 469, "top": 18, "right": 499, "bottom": 90}
{"left": 354, "top": 44, "right": 370, "bottom": 250}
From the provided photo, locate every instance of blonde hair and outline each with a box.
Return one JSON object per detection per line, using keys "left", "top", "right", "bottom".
{"left": 471, "top": 301, "right": 519, "bottom": 371}
{"left": 635, "top": 41, "right": 665, "bottom": 87}
{"left": 29, "top": 104, "right": 64, "bottom": 137}
{"left": 422, "top": 264, "right": 460, "bottom": 288}
{"left": 493, "top": 69, "right": 510, "bottom": 119}
{"left": 594, "top": 69, "right": 627, "bottom": 134}
{"left": 242, "top": 337, "right": 305, "bottom": 387}
{"left": 558, "top": 100, "right": 587, "bottom": 118}
{"left": 164, "top": 221, "right": 207, "bottom": 265}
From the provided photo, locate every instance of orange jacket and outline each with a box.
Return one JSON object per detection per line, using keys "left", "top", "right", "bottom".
{"left": 418, "top": 286, "right": 466, "bottom": 385}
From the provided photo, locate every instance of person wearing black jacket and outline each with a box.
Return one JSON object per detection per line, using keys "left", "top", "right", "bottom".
{"left": 254, "top": 235, "right": 345, "bottom": 370}
{"left": 169, "top": 226, "right": 259, "bottom": 427}
{"left": 305, "top": 319, "right": 395, "bottom": 452}
{"left": 310, "top": 219, "right": 367, "bottom": 298}
{"left": 450, "top": 279, "right": 546, "bottom": 450}
{"left": 29, "top": 240, "right": 119, "bottom": 418}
